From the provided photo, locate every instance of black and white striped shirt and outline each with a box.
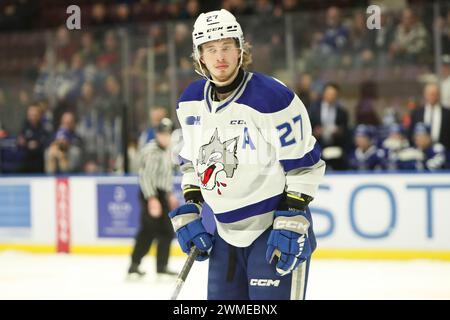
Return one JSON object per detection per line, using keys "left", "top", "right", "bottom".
{"left": 138, "top": 141, "right": 173, "bottom": 199}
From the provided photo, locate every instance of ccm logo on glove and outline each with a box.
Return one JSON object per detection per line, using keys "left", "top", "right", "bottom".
{"left": 273, "top": 215, "right": 310, "bottom": 234}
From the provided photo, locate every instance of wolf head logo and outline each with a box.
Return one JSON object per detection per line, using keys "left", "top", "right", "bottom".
{"left": 197, "top": 129, "right": 239, "bottom": 194}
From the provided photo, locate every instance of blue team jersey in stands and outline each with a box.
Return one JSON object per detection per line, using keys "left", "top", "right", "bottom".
{"left": 348, "top": 145, "right": 385, "bottom": 171}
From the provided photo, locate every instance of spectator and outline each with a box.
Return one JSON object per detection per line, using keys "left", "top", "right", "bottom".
{"left": 66, "top": 53, "right": 86, "bottom": 101}
{"left": 99, "top": 75, "right": 123, "bottom": 172}
{"left": 166, "top": 0, "right": 182, "bottom": 20}
{"left": 13, "top": 89, "right": 31, "bottom": 135}
{"left": 0, "top": 0, "right": 37, "bottom": 31}
{"left": 355, "top": 81, "right": 380, "bottom": 126}
{"left": 90, "top": 3, "right": 112, "bottom": 40}
{"left": 77, "top": 82, "right": 100, "bottom": 117}
{"left": 147, "top": 24, "right": 169, "bottom": 74}
{"left": 138, "top": 106, "right": 168, "bottom": 150}
{"left": 114, "top": 3, "right": 132, "bottom": 25}
{"left": 345, "top": 10, "right": 373, "bottom": 68}
{"left": 366, "top": 5, "right": 395, "bottom": 67}
{"left": 441, "top": 54, "right": 450, "bottom": 107}
{"left": 389, "top": 8, "right": 429, "bottom": 64}
{"left": 52, "top": 87, "right": 77, "bottom": 132}
{"left": 174, "top": 22, "right": 192, "bottom": 55}
{"left": 0, "top": 89, "right": 29, "bottom": 137}
{"left": 101, "top": 75, "right": 123, "bottom": 120}
{"left": 437, "top": 9, "right": 450, "bottom": 55}
{"left": 310, "top": 82, "right": 349, "bottom": 170}
{"left": 76, "top": 82, "right": 104, "bottom": 167}
{"left": 253, "top": 0, "right": 274, "bottom": 16}
{"left": 37, "top": 99, "right": 54, "bottom": 133}
{"left": 314, "top": 6, "right": 350, "bottom": 69}
{"left": 45, "top": 112, "right": 83, "bottom": 174}
{"left": 180, "top": 0, "right": 201, "bottom": 19}
{"left": 222, "top": 0, "right": 254, "bottom": 16}
{"left": 54, "top": 26, "right": 78, "bottom": 69}
{"left": 126, "top": 138, "right": 140, "bottom": 174}
{"left": 280, "top": 0, "right": 300, "bottom": 13}
{"left": 409, "top": 83, "right": 450, "bottom": 150}
{"left": 83, "top": 159, "right": 100, "bottom": 174}
{"left": 78, "top": 32, "right": 100, "bottom": 66}
{"left": 295, "top": 73, "right": 313, "bottom": 110}
{"left": 348, "top": 124, "right": 384, "bottom": 171}
{"left": 97, "top": 31, "right": 120, "bottom": 73}
{"left": 17, "top": 104, "right": 51, "bottom": 173}
{"left": 410, "top": 122, "right": 446, "bottom": 171}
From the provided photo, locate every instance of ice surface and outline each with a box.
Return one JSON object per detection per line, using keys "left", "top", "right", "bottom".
{"left": 1, "top": 251, "right": 449, "bottom": 300}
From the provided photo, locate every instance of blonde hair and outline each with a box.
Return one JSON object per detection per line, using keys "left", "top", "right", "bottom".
{"left": 192, "top": 40, "right": 253, "bottom": 76}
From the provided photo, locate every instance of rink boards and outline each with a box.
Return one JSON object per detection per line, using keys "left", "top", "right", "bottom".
{"left": 0, "top": 172, "right": 449, "bottom": 260}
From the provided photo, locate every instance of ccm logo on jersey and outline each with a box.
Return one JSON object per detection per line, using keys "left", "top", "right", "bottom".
{"left": 249, "top": 279, "right": 280, "bottom": 287}
{"left": 230, "top": 120, "right": 246, "bottom": 125}
{"left": 186, "top": 116, "right": 201, "bottom": 125}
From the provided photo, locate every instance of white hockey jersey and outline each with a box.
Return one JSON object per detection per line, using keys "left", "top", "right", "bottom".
{"left": 177, "top": 72, "right": 325, "bottom": 247}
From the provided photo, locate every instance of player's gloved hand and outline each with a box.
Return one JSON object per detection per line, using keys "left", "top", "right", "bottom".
{"left": 169, "top": 202, "right": 213, "bottom": 261}
{"left": 266, "top": 193, "right": 313, "bottom": 276}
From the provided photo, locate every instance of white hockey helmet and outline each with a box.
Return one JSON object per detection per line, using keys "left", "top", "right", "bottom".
{"left": 192, "top": 9, "right": 244, "bottom": 64}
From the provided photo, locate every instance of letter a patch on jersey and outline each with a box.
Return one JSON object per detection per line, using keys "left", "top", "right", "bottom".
{"left": 197, "top": 129, "right": 239, "bottom": 195}
{"left": 242, "top": 127, "right": 255, "bottom": 150}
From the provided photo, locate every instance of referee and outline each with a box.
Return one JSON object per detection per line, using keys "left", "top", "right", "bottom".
{"left": 128, "top": 118, "right": 179, "bottom": 278}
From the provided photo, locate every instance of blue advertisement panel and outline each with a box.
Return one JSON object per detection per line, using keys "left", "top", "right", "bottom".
{"left": 97, "top": 184, "right": 140, "bottom": 238}
{"left": 0, "top": 185, "right": 31, "bottom": 228}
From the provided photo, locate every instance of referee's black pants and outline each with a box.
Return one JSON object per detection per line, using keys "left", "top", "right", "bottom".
{"left": 131, "top": 190, "right": 174, "bottom": 272}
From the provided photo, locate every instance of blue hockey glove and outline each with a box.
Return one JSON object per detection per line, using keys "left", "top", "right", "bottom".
{"left": 266, "top": 194, "right": 313, "bottom": 276}
{"left": 169, "top": 203, "right": 213, "bottom": 261}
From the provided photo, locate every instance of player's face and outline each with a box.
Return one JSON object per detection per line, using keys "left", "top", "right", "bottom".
{"left": 414, "top": 134, "right": 431, "bottom": 150}
{"left": 355, "top": 135, "right": 371, "bottom": 150}
{"left": 200, "top": 39, "right": 240, "bottom": 82}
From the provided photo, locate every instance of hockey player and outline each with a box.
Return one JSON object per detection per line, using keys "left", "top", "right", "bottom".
{"left": 410, "top": 122, "right": 446, "bottom": 171}
{"left": 168, "top": 9, "right": 325, "bottom": 300}
{"left": 348, "top": 124, "right": 384, "bottom": 171}
{"left": 380, "top": 123, "right": 411, "bottom": 170}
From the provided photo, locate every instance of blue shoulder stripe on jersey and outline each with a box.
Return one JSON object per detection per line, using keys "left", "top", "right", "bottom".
{"left": 279, "top": 141, "right": 322, "bottom": 172}
{"left": 214, "top": 193, "right": 283, "bottom": 223}
{"left": 235, "top": 72, "right": 295, "bottom": 113}
{"left": 177, "top": 79, "right": 207, "bottom": 108}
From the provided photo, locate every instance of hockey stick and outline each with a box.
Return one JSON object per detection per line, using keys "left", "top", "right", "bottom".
{"left": 170, "top": 246, "right": 200, "bottom": 300}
